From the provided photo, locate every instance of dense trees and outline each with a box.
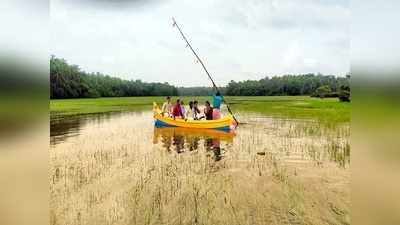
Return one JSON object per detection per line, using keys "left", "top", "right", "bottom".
{"left": 50, "top": 56, "right": 178, "bottom": 99}
{"left": 50, "top": 56, "right": 350, "bottom": 100}
{"left": 338, "top": 80, "right": 351, "bottom": 102}
{"left": 226, "top": 74, "right": 350, "bottom": 97}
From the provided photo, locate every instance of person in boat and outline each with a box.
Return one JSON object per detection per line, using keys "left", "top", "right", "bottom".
{"left": 161, "top": 96, "right": 173, "bottom": 117}
{"left": 204, "top": 100, "right": 213, "bottom": 120}
{"left": 172, "top": 99, "right": 185, "bottom": 119}
{"left": 180, "top": 100, "right": 186, "bottom": 118}
{"left": 193, "top": 100, "right": 202, "bottom": 120}
{"left": 212, "top": 91, "right": 222, "bottom": 120}
{"left": 185, "top": 101, "right": 194, "bottom": 120}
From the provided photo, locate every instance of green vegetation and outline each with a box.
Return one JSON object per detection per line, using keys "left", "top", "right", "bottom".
{"left": 50, "top": 56, "right": 350, "bottom": 123}
{"left": 338, "top": 85, "right": 351, "bottom": 102}
{"left": 312, "top": 85, "right": 334, "bottom": 98}
{"left": 225, "top": 74, "right": 350, "bottom": 97}
{"left": 51, "top": 56, "right": 178, "bottom": 98}
{"left": 310, "top": 83, "right": 351, "bottom": 102}
{"left": 228, "top": 96, "right": 350, "bottom": 124}
{"left": 50, "top": 56, "right": 350, "bottom": 102}
{"left": 51, "top": 96, "right": 350, "bottom": 124}
{"left": 51, "top": 97, "right": 165, "bottom": 116}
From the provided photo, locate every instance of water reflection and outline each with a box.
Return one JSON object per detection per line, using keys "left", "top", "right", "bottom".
{"left": 50, "top": 112, "right": 140, "bottom": 145}
{"left": 153, "top": 127, "right": 235, "bottom": 160}
{"left": 205, "top": 138, "right": 223, "bottom": 161}
{"left": 50, "top": 117, "right": 83, "bottom": 145}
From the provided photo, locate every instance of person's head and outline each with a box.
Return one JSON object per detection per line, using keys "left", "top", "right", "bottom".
{"left": 176, "top": 99, "right": 180, "bottom": 104}
{"left": 205, "top": 101, "right": 210, "bottom": 107}
{"left": 166, "top": 96, "right": 171, "bottom": 102}
{"left": 181, "top": 100, "right": 184, "bottom": 105}
{"left": 216, "top": 91, "right": 221, "bottom": 96}
{"left": 194, "top": 100, "right": 198, "bottom": 106}
{"left": 189, "top": 101, "right": 193, "bottom": 108}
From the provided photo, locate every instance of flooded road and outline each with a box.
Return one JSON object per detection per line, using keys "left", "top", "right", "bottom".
{"left": 50, "top": 111, "right": 350, "bottom": 225}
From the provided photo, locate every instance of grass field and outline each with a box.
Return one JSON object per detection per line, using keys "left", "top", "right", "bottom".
{"left": 50, "top": 96, "right": 350, "bottom": 124}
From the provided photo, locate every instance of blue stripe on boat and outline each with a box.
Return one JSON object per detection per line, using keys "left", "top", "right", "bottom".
{"left": 214, "top": 126, "right": 231, "bottom": 132}
{"left": 155, "top": 119, "right": 177, "bottom": 128}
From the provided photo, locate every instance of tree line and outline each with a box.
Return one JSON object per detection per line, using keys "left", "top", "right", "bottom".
{"left": 226, "top": 74, "right": 350, "bottom": 101}
{"left": 50, "top": 56, "right": 178, "bottom": 99}
{"left": 177, "top": 74, "right": 350, "bottom": 101}
{"left": 226, "top": 74, "right": 349, "bottom": 96}
{"left": 50, "top": 56, "right": 349, "bottom": 100}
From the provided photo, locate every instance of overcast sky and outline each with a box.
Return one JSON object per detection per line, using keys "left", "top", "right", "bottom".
{"left": 51, "top": 0, "right": 349, "bottom": 86}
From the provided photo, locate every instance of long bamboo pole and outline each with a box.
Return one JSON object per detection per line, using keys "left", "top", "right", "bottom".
{"left": 172, "top": 18, "right": 239, "bottom": 126}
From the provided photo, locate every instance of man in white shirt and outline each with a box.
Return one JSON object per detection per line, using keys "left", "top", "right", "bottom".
{"left": 161, "top": 96, "right": 172, "bottom": 117}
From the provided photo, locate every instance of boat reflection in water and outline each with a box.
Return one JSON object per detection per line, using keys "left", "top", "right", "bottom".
{"left": 153, "top": 127, "right": 235, "bottom": 161}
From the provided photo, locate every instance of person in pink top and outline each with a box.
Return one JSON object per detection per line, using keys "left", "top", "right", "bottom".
{"left": 172, "top": 99, "right": 184, "bottom": 119}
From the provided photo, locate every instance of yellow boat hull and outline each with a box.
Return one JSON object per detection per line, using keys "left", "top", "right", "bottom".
{"left": 153, "top": 127, "right": 235, "bottom": 144}
{"left": 153, "top": 102, "right": 235, "bottom": 131}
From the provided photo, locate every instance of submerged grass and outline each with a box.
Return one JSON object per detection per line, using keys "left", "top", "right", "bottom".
{"left": 50, "top": 112, "right": 350, "bottom": 225}
{"left": 50, "top": 96, "right": 349, "bottom": 124}
{"left": 50, "top": 96, "right": 350, "bottom": 224}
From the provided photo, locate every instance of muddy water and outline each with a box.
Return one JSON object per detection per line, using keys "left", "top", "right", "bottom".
{"left": 50, "top": 111, "right": 350, "bottom": 225}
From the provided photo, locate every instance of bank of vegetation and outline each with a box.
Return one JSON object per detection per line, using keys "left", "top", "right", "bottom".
{"left": 226, "top": 74, "right": 350, "bottom": 101}
{"left": 50, "top": 56, "right": 178, "bottom": 98}
{"left": 51, "top": 56, "right": 350, "bottom": 101}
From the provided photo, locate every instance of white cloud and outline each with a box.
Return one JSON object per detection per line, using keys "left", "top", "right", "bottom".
{"left": 51, "top": 0, "right": 349, "bottom": 86}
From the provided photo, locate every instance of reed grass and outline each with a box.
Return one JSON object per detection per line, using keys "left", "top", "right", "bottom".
{"left": 50, "top": 112, "right": 350, "bottom": 225}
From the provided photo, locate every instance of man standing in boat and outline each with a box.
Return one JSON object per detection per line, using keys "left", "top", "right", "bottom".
{"left": 212, "top": 91, "right": 222, "bottom": 119}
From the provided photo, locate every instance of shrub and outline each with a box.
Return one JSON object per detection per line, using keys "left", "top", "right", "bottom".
{"left": 339, "top": 90, "right": 350, "bottom": 102}
{"left": 313, "top": 85, "right": 332, "bottom": 98}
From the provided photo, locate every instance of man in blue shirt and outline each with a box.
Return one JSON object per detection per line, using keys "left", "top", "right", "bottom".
{"left": 212, "top": 91, "right": 222, "bottom": 119}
